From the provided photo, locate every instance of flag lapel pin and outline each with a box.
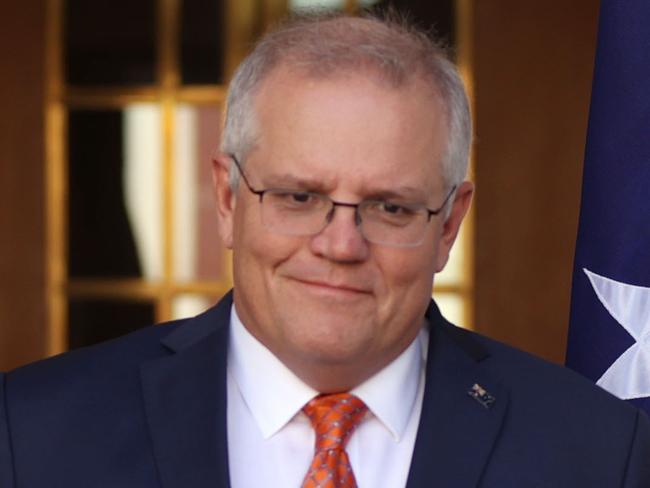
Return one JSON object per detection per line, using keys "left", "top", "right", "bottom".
{"left": 468, "top": 383, "right": 496, "bottom": 409}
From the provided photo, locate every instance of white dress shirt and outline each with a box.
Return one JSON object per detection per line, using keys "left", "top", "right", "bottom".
{"left": 227, "top": 305, "right": 428, "bottom": 488}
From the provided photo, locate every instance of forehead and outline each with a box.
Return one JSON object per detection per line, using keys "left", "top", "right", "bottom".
{"left": 249, "top": 69, "right": 448, "bottom": 194}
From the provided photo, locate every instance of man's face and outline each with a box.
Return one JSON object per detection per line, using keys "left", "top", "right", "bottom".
{"left": 213, "top": 69, "right": 472, "bottom": 390}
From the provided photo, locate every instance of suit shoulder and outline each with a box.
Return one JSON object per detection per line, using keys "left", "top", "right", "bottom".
{"left": 438, "top": 322, "right": 650, "bottom": 485}
{"left": 441, "top": 321, "right": 640, "bottom": 418}
{"left": 3, "top": 297, "right": 231, "bottom": 404}
{"left": 4, "top": 319, "right": 184, "bottom": 398}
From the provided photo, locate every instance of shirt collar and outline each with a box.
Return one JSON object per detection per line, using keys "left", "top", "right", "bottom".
{"left": 228, "top": 304, "right": 426, "bottom": 442}
{"left": 228, "top": 305, "right": 317, "bottom": 439}
{"left": 351, "top": 322, "right": 427, "bottom": 441}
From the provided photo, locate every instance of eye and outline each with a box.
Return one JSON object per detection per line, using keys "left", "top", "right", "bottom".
{"left": 363, "top": 200, "right": 421, "bottom": 226}
{"left": 267, "top": 190, "right": 324, "bottom": 210}
{"left": 376, "top": 201, "right": 416, "bottom": 216}
{"left": 290, "top": 192, "right": 312, "bottom": 203}
{"left": 380, "top": 202, "right": 409, "bottom": 215}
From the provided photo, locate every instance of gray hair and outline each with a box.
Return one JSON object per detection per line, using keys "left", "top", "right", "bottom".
{"left": 220, "top": 12, "right": 472, "bottom": 190}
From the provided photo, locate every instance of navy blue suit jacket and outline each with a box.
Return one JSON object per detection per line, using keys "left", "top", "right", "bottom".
{"left": 1, "top": 291, "right": 649, "bottom": 487}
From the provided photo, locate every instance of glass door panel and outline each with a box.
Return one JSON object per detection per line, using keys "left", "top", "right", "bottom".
{"left": 173, "top": 103, "right": 228, "bottom": 282}
{"left": 65, "top": 0, "right": 157, "bottom": 86}
{"left": 68, "top": 106, "right": 163, "bottom": 280}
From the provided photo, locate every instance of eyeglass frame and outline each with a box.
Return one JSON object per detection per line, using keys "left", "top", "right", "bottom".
{"left": 227, "top": 153, "right": 457, "bottom": 245}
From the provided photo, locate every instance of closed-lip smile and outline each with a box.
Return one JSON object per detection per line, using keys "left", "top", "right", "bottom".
{"left": 293, "top": 278, "right": 371, "bottom": 295}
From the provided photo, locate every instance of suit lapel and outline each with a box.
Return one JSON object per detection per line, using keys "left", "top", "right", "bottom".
{"left": 406, "top": 303, "right": 509, "bottom": 488}
{"left": 140, "top": 293, "right": 233, "bottom": 488}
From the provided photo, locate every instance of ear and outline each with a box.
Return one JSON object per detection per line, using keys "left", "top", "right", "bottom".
{"left": 211, "top": 152, "right": 236, "bottom": 249}
{"left": 434, "top": 180, "right": 474, "bottom": 273}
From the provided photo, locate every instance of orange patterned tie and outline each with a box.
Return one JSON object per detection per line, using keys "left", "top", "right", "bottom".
{"left": 301, "top": 393, "right": 368, "bottom": 488}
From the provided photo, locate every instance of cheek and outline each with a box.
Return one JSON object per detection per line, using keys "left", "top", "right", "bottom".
{"left": 232, "top": 203, "right": 302, "bottom": 279}
{"left": 374, "top": 246, "right": 436, "bottom": 295}
{"left": 232, "top": 204, "right": 270, "bottom": 285}
{"left": 371, "top": 247, "right": 435, "bottom": 349}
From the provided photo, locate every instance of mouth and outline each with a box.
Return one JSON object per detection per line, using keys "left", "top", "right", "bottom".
{"left": 291, "top": 278, "right": 371, "bottom": 296}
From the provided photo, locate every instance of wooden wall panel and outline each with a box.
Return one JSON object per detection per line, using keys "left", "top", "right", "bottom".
{"left": 0, "top": 1, "right": 47, "bottom": 370}
{"left": 472, "top": 1, "right": 600, "bottom": 363}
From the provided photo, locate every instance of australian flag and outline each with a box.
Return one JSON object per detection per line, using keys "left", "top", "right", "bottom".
{"left": 565, "top": 0, "right": 650, "bottom": 414}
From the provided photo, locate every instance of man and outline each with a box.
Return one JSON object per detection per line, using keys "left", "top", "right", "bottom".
{"left": 1, "top": 12, "right": 649, "bottom": 488}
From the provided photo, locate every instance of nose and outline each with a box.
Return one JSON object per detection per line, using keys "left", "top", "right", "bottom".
{"left": 310, "top": 205, "right": 369, "bottom": 262}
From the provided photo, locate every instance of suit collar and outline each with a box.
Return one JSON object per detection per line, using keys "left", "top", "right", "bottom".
{"left": 140, "top": 292, "right": 233, "bottom": 488}
{"left": 158, "top": 292, "right": 233, "bottom": 353}
{"left": 406, "top": 301, "right": 509, "bottom": 488}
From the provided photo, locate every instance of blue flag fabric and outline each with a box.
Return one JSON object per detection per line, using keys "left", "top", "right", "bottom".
{"left": 566, "top": 0, "right": 650, "bottom": 414}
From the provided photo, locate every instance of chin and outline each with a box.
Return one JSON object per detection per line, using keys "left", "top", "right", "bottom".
{"left": 297, "top": 340, "right": 370, "bottom": 368}
{"left": 284, "top": 314, "right": 375, "bottom": 361}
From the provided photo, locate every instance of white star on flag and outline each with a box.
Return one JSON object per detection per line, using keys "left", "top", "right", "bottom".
{"left": 584, "top": 268, "right": 650, "bottom": 399}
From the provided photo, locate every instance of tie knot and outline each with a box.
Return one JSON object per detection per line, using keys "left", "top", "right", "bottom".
{"left": 303, "top": 393, "right": 367, "bottom": 452}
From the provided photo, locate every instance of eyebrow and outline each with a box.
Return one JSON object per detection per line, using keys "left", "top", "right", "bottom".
{"left": 357, "top": 182, "right": 444, "bottom": 207}
{"left": 363, "top": 186, "right": 429, "bottom": 202}
{"left": 259, "top": 173, "right": 430, "bottom": 203}
{"left": 259, "top": 173, "right": 334, "bottom": 192}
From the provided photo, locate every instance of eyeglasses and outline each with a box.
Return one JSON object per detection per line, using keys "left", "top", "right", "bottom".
{"left": 229, "top": 155, "right": 456, "bottom": 247}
